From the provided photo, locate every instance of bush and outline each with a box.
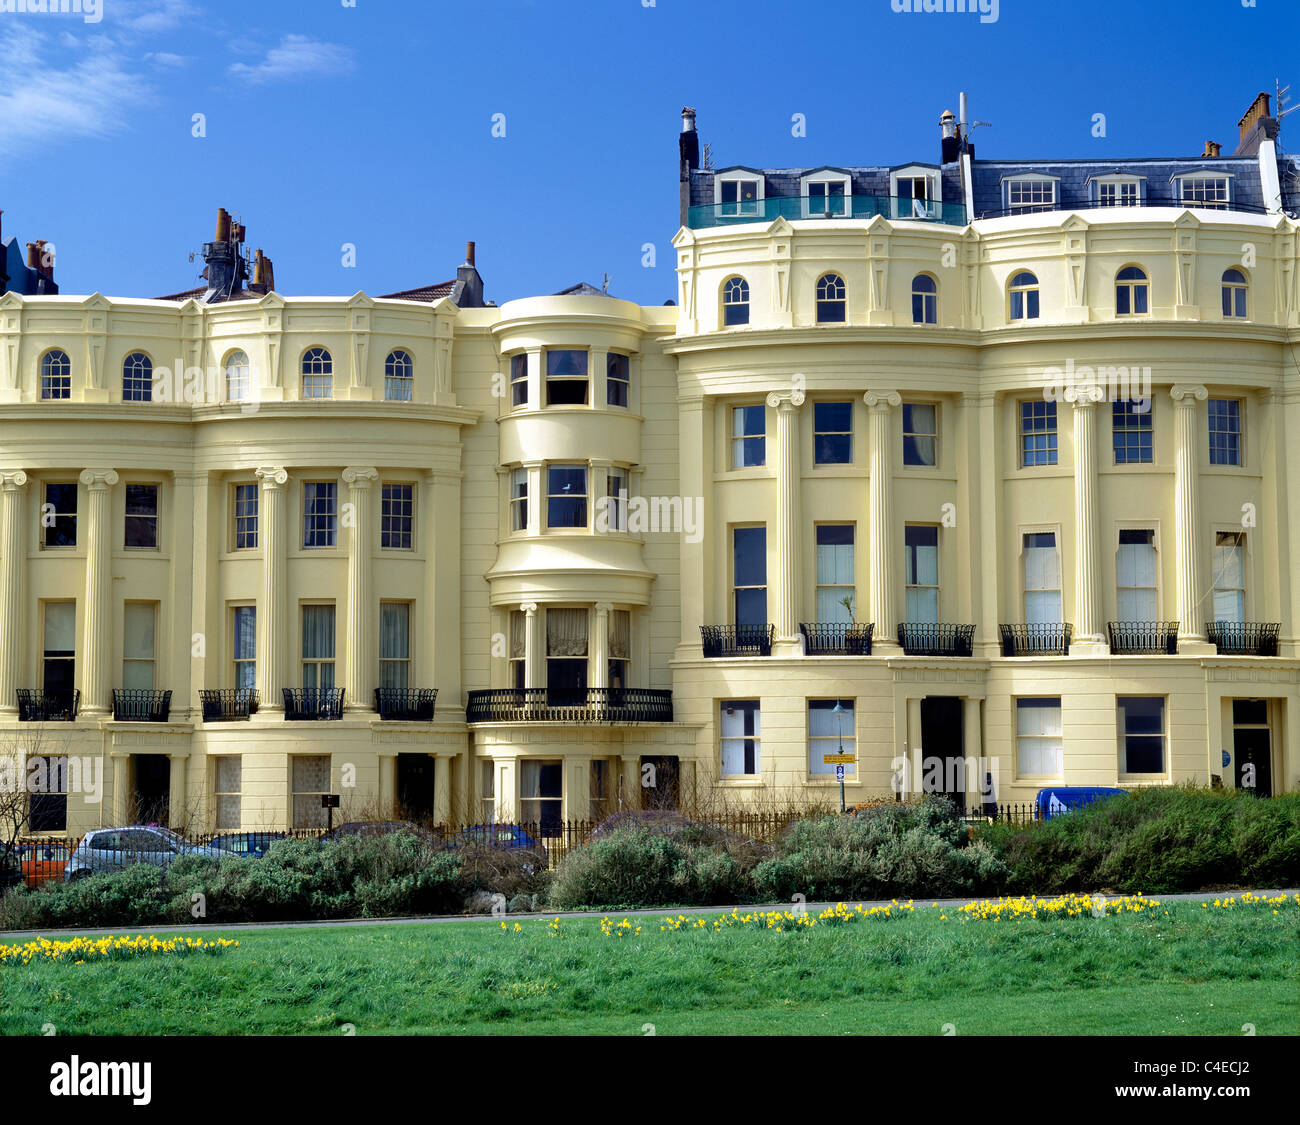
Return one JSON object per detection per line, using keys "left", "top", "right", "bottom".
{"left": 989, "top": 787, "right": 1300, "bottom": 893}
{"left": 548, "top": 825, "right": 762, "bottom": 909}
{"left": 751, "top": 798, "right": 1007, "bottom": 901}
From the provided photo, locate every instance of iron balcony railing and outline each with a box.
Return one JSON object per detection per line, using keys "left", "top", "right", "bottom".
{"left": 16, "top": 689, "right": 80, "bottom": 722}
{"left": 973, "top": 198, "right": 1274, "bottom": 221}
{"left": 998, "top": 623, "right": 1073, "bottom": 657}
{"left": 1107, "top": 621, "right": 1179, "bottom": 655}
{"left": 199, "top": 688, "right": 259, "bottom": 722}
{"left": 112, "top": 689, "right": 172, "bottom": 722}
{"left": 799, "top": 622, "right": 874, "bottom": 655}
{"left": 374, "top": 688, "right": 438, "bottom": 721}
{"left": 897, "top": 623, "right": 977, "bottom": 657}
{"left": 465, "top": 688, "right": 673, "bottom": 724}
{"left": 687, "top": 194, "right": 969, "bottom": 229}
{"left": 1205, "top": 622, "right": 1281, "bottom": 656}
{"left": 700, "top": 624, "right": 775, "bottom": 657}
{"left": 282, "top": 688, "right": 346, "bottom": 721}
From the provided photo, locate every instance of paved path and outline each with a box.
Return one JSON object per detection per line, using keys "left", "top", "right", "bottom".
{"left": 3, "top": 888, "right": 1294, "bottom": 940}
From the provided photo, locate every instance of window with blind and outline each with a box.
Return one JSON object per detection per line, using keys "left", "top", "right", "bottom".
{"left": 609, "top": 609, "right": 630, "bottom": 691}
{"left": 1022, "top": 533, "right": 1062, "bottom": 624}
{"left": 292, "top": 755, "right": 331, "bottom": 829}
{"left": 520, "top": 760, "right": 563, "bottom": 833}
{"left": 1212, "top": 532, "right": 1245, "bottom": 624}
{"left": 1116, "top": 530, "right": 1157, "bottom": 620}
{"left": 904, "top": 526, "right": 939, "bottom": 624}
{"left": 301, "top": 605, "right": 336, "bottom": 690}
{"left": 122, "top": 602, "right": 157, "bottom": 690}
{"left": 1016, "top": 699, "right": 1063, "bottom": 777}
{"left": 233, "top": 606, "right": 256, "bottom": 689}
{"left": 43, "top": 602, "right": 75, "bottom": 694}
{"left": 509, "top": 610, "right": 525, "bottom": 689}
{"left": 214, "top": 757, "right": 241, "bottom": 830}
{"left": 379, "top": 603, "right": 411, "bottom": 690}
{"left": 546, "top": 608, "right": 587, "bottom": 702}
{"left": 815, "top": 525, "right": 854, "bottom": 623}
{"left": 720, "top": 700, "right": 761, "bottom": 777}
{"left": 808, "top": 700, "right": 854, "bottom": 777}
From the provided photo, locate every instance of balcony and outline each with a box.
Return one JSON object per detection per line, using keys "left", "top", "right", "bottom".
{"left": 1107, "top": 621, "right": 1179, "bottom": 655}
{"left": 465, "top": 687, "right": 673, "bottom": 724}
{"left": 199, "top": 689, "right": 259, "bottom": 722}
{"left": 700, "top": 624, "right": 775, "bottom": 657}
{"left": 1205, "top": 622, "right": 1281, "bottom": 657}
{"left": 112, "top": 689, "right": 172, "bottom": 722}
{"left": 16, "top": 689, "right": 80, "bottom": 722}
{"left": 374, "top": 688, "right": 438, "bottom": 721}
{"left": 897, "top": 623, "right": 977, "bottom": 657}
{"left": 687, "top": 194, "right": 968, "bottom": 230}
{"left": 282, "top": 688, "right": 346, "bottom": 721}
{"left": 799, "top": 623, "right": 874, "bottom": 655}
{"left": 998, "top": 624, "right": 1073, "bottom": 657}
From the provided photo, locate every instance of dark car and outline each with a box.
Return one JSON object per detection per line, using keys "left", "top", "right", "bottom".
{"left": 442, "top": 823, "right": 545, "bottom": 851}
{"left": 322, "top": 820, "right": 439, "bottom": 845}
{"left": 209, "top": 831, "right": 287, "bottom": 859}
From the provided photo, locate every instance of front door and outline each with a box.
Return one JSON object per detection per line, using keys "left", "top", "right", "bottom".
{"left": 1234, "top": 729, "right": 1273, "bottom": 798}
{"left": 639, "top": 756, "right": 680, "bottom": 810}
{"left": 396, "top": 754, "right": 436, "bottom": 822}
{"left": 131, "top": 755, "right": 170, "bottom": 825}
{"left": 920, "top": 696, "right": 965, "bottom": 812}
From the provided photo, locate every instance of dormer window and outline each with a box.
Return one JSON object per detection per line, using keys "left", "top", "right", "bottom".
{"left": 800, "top": 170, "right": 851, "bottom": 218}
{"left": 1003, "top": 174, "right": 1058, "bottom": 214}
{"left": 889, "top": 165, "right": 941, "bottom": 220}
{"left": 714, "top": 170, "right": 764, "bottom": 218}
{"left": 1089, "top": 174, "right": 1144, "bottom": 207}
{"left": 1174, "top": 172, "right": 1230, "bottom": 209}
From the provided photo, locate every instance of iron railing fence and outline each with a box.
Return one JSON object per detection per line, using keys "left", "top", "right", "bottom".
{"left": 998, "top": 623, "right": 1073, "bottom": 657}
{"left": 465, "top": 688, "right": 673, "bottom": 724}
{"left": 897, "top": 622, "right": 977, "bottom": 656}
{"left": 112, "top": 689, "right": 172, "bottom": 722}
{"left": 700, "top": 624, "right": 775, "bottom": 657}
{"left": 799, "top": 622, "right": 875, "bottom": 655}
{"left": 1205, "top": 621, "right": 1281, "bottom": 656}
{"left": 1107, "top": 621, "right": 1179, "bottom": 654}
{"left": 199, "top": 688, "right": 259, "bottom": 721}
{"left": 16, "top": 689, "right": 80, "bottom": 722}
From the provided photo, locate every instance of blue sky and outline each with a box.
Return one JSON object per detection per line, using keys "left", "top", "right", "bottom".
{"left": 1, "top": 0, "right": 1297, "bottom": 306}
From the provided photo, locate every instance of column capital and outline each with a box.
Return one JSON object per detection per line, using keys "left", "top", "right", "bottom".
{"left": 521, "top": 601, "right": 539, "bottom": 616}
{"left": 342, "top": 466, "right": 380, "bottom": 488}
{"left": 255, "top": 466, "right": 288, "bottom": 489}
{"left": 0, "top": 470, "right": 29, "bottom": 491}
{"left": 79, "top": 469, "right": 119, "bottom": 490}
{"left": 766, "top": 389, "right": 805, "bottom": 410}
{"left": 1170, "top": 383, "right": 1209, "bottom": 406}
{"left": 863, "top": 389, "right": 902, "bottom": 411}
{"left": 594, "top": 601, "right": 613, "bottom": 615}
{"left": 1064, "top": 384, "right": 1106, "bottom": 406}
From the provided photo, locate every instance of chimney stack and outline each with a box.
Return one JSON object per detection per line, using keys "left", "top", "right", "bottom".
{"left": 262, "top": 256, "right": 274, "bottom": 294}
{"left": 1234, "top": 92, "right": 1277, "bottom": 156}
{"left": 466, "top": 240, "right": 475, "bottom": 267}
{"left": 1202, "top": 140, "right": 1221, "bottom": 158}
{"left": 940, "top": 109, "right": 959, "bottom": 163}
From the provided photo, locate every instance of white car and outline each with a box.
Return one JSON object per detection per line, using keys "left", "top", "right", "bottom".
{"left": 64, "top": 825, "right": 232, "bottom": 882}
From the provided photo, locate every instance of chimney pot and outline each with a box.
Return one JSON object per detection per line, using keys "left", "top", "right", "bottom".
{"left": 215, "top": 208, "right": 231, "bottom": 243}
{"left": 466, "top": 240, "right": 475, "bottom": 267}
{"left": 682, "top": 106, "right": 697, "bottom": 133}
{"left": 1202, "top": 140, "right": 1221, "bottom": 158}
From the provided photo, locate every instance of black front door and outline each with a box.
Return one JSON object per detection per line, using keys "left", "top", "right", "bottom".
{"left": 920, "top": 696, "right": 965, "bottom": 811}
{"left": 132, "top": 755, "right": 170, "bottom": 825}
{"left": 396, "top": 754, "right": 436, "bottom": 822}
{"left": 1234, "top": 729, "right": 1273, "bottom": 798}
{"left": 639, "top": 756, "right": 680, "bottom": 810}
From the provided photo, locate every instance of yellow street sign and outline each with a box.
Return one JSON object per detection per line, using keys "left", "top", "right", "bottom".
{"left": 822, "top": 754, "right": 857, "bottom": 764}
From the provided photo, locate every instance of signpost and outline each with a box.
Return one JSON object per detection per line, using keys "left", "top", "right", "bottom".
{"left": 828, "top": 699, "right": 853, "bottom": 812}
{"left": 321, "top": 793, "right": 340, "bottom": 833}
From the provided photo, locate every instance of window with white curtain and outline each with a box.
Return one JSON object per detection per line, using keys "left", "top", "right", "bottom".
{"left": 1023, "top": 533, "right": 1062, "bottom": 624}
{"left": 609, "top": 609, "right": 630, "bottom": 690}
{"left": 292, "top": 755, "right": 330, "bottom": 828}
{"left": 904, "top": 526, "right": 940, "bottom": 623}
{"left": 1116, "top": 530, "right": 1157, "bottom": 620}
{"left": 301, "top": 605, "right": 336, "bottom": 690}
{"left": 510, "top": 469, "right": 528, "bottom": 532}
{"left": 1016, "top": 699, "right": 1062, "bottom": 776}
{"left": 225, "top": 351, "right": 251, "bottom": 402}
{"left": 214, "top": 757, "right": 241, "bottom": 830}
{"left": 720, "top": 700, "right": 761, "bottom": 777}
{"left": 379, "top": 603, "right": 410, "bottom": 690}
{"left": 606, "top": 468, "right": 628, "bottom": 531}
{"left": 122, "top": 603, "right": 157, "bottom": 690}
{"left": 808, "top": 700, "right": 854, "bottom": 777}
{"left": 233, "top": 606, "right": 256, "bottom": 690}
{"left": 1212, "top": 532, "right": 1245, "bottom": 623}
{"left": 520, "top": 760, "right": 563, "bottom": 833}
{"left": 815, "top": 525, "right": 855, "bottom": 623}
{"left": 546, "top": 608, "right": 587, "bottom": 699}
{"left": 509, "top": 610, "right": 525, "bottom": 690}
{"left": 482, "top": 761, "right": 496, "bottom": 821}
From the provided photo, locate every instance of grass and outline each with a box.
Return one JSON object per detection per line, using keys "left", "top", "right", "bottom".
{"left": 3, "top": 897, "right": 1298, "bottom": 1036}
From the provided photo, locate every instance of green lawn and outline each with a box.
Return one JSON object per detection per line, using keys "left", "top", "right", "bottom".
{"left": 3, "top": 898, "right": 1298, "bottom": 1036}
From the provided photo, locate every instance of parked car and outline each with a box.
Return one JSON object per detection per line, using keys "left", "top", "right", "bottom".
{"left": 209, "top": 831, "right": 287, "bottom": 859}
{"left": 64, "top": 826, "right": 231, "bottom": 881}
{"left": 1034, "top": 786, "right": 1129, "bottom": 821}
{"left": 441, "top": 823, "right": 546, "bottom": 852}
{"left": 322, "top": 820, "right": 439, "bottom": 845}
{"left": 13, "top": 840, "right": 71, "bottom": 887}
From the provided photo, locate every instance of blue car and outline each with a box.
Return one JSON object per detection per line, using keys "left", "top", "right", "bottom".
{"left": 443, "top": 823, "right": 546, "bottom": 852}
{"left": 209, "top": 831, "right": 287, "bottom": 859}
{"left": 1034, "top": 786, "right": 1128, "bottom": 821}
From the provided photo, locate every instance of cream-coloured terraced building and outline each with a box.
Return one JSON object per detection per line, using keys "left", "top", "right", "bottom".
{"left": 3, "top": 91, "right": 1300, "bottom": 840}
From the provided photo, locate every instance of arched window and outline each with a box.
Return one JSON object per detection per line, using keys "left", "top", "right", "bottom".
{"left": 815, "top": 273, "right": 846, "bottom": 323}
{"left": 384, "top": 349, "right": 413, "bottom": 401}
{"left": 1221, "top": 268, "right": 1248, "bottom": 319}
{"left": 1008, "top": 271, "right": 1039, "bottom": 321}
{"left": 122, "top": 352, "right": 153, "bottom": 402}
{"left": 301, "top": 347, "right": 333, "bottom": 399}
{"left": 722, "top": 276, "right": 750, "bottom": 326}
{"left": 225, "top": 351, "right": 251, "bottom": 402}
{"left": 40, "top": 349, "right": 71, "bottom": 400}
{"left": 911, "top": 274, "right": 938, "bottom": 325}
{"left": 1115, "top": 266, "right": 1149, "bottom": 316}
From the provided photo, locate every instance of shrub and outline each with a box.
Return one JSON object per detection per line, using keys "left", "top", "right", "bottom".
{"left": 751, "top": 798, "right": 1007, "bottom": 901}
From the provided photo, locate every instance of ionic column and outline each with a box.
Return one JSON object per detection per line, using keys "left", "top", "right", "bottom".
{"left": 342, "top": 466, "right": 379, "bottom": 710}
{"left": 864, "top": 391, "right": 902, "bottom": 651}
{"left": 255, "top": 467, "right": 289, "bottom": 713}
{"left": 0, "top": 471, "right": 30, "bottom": 715}
{"left": 591, "top": 603, "right": 611, "bottom": 711}
{"left": 433, "top": 756, "right": 451, "bottom": 825}
{"left": 79, "top": 469, "right": 119, "bottom": 713}
{"left": 1065, "top": 389, "right": 1106, "bottom": 653}
{"left": 1171, "top": 384, "right": 1210, "bottom": 648}
{"left": 522, "top": 602, "right": 543, "bottom": 690}
{"left": 766, "top": 389, "right": 804, "bottom": 650}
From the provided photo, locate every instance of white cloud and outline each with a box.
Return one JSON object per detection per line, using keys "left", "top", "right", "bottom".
{"left": 0, "top": 26, "right": 152, "bottom": 158}
{"left": 227, "top": 34, "right": 354, "bottom": 86}
{"left": 111, "top": 0, "right": 200, "bottom": 33}
{"left": 144, "top": 50, "right": 189, "bottom": 67}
